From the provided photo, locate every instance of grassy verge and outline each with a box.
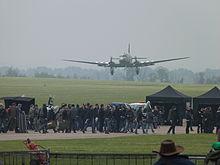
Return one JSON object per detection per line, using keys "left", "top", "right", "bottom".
{"left": 0, "top": 77, "right": 216, "bottom": 105}
{"left": 0, "top": 134, "right": 216, "bottom": 155}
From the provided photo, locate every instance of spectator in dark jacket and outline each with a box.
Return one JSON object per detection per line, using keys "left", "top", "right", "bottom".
{"left": 112, "top": 107, "right": 121, "bottom": 133}
{"left": 146, "top": 108, "right": 155, "bottom": 133}
{"left": 124, "top": 108, "right": 134, "bottom": 133}
{"left": 0, "top": 103, "right": 8, "bottom": 133}
{"left": 167, "top": 106, "right": 178, "bottom": 134}
{"left": 70, "top": 104, "right": 78, "bottom": 133}
{"left": 38, "top": 104, "right": 48, "bottom": 133}
{"left": 185, "top": 108, "right": 193, "bottom": 134}
{"left": 98, "top": 104, "right": 105, "bottom": 132}
{"left": 153, "top": 139, "right": 195, "bottom": 165}
{"left": 216, "top": 107, "right": 220, "bottom": 134}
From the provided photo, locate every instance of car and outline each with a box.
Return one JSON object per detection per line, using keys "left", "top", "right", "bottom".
{"left": 129, "top": 101, "right": 151, "bottom": 111}
{"left": 111, "top": 102, "right": 131, "bottom": 109}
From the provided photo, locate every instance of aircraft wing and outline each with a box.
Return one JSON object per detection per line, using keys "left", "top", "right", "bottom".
{"left": 139, "top": 57, "right": 189, "bottom": 67}
{"left": 63, "top": 59, "right": 109, "bottom": 67}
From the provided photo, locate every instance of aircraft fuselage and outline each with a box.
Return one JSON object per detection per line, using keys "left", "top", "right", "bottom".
{"left": 119, "top": 54, "right": 133, "bottom": 67}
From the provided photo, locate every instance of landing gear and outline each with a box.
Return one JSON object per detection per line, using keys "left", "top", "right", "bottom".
{"left": 135, "top": 67, "right": 140, "bottom": 75}
{"left": 110, "top": 67, "right": 114, "bottom": 75}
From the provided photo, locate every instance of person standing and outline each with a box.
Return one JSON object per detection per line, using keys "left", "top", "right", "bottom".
{"left": 146, "top": 108, "right": 155, "bottom": 134}
{"left": 134, "top": 107, "right": 145, "bottom": 134}
{"left": 61, "top": 104, "right": 69, "bottom": 133}
{"left": 124, "top": 108, "right": 134, "bottom": 133}
{"left": 167, "top": 106, "right": 178, "bottom": 134}
{"left": 203, "top": 107, "right": 214, "bottom": 133}
{"left": 91, "top": 104, "right": 98, "bottom": 133}
{"left": 66, "top": 104, "right": 72, "bottom": 133}
{"left": 188, "top": 106, "right": 194, "bottom": 131}
{"left": 153, "top": 139, "right": 195, "bottom": 165}
{"left": 98, "top": 104, "right": 105, "bottom": 132}
{"left": 197, "top": 108, "right": 204, "bottom": 133}
{"left": 185, "top": 108, "right": 192, "bottom": 134}
{"left": 119, "top": 107, "right": 126, "bottom": 132}
{"left": 8, "top": 103, "right": 18, "bottom": 132}
{"left": 216, "top": 107, "right": 220, "bottom": 134}
{"left": 70, "top": 104, "right": 78, "bottom": 133}
{"left": 47, "top": 106, "right": 57, "bottom": 133}
{"left": 82, "top": 103, "right": 91, "bottom": 133}
{"left": 0, "top": 103, "right": 7, "bottom": 133}
{"left": 39, "top": 104, "right": 48, "bottom": 133}
{"left": 28, "top": 104, "right": 35, "bottom": 130}
{"left": 153, "top": 106, "right": 160, "bottom": 129}
{"left": 33, "top": 105, "right": 40, "bottom": 132}
{"left": 77, "top": 105, "right": 84, "bottom": 131}
{"left": 104, "top": 105, "right": 111, "bottom": 134}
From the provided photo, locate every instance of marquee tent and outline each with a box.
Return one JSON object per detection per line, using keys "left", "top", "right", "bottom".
{"left": 146, "top": 85, "right": 192, "bottom": 124}
{"left": 193, "top": 86, "right": 220, "bottom": 113}
{"left": 1, "top": 96, "right": 35, "bottom": 114}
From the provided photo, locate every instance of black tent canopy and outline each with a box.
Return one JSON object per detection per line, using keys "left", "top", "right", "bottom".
{"left": 146, "top": 85, "right": 191, "bottom": 103}
{"left": 146, "top": 85, "right": 192, "bottom": 123}
{"left": 193, "top": 86, "right": 220, "bottom": 112}
{"left": 1, "top": 96, "right": 35, "bottom": 114}
{"left": 193, "top": 86, "right": 220, "bottom": 104}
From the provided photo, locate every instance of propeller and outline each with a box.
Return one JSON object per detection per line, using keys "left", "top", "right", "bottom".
{"left": 109, "top": 57, "right": 115, "bottom": 65}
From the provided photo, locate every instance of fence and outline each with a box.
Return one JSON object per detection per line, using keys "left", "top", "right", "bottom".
{"left": 0, "top": 151, "right": 206, "bottom": 165}
{"left": 50, "top": 153, "right": 155, "bottom": 165}
{"left": 0, "top": 150, "right": 50, "bottom": 165}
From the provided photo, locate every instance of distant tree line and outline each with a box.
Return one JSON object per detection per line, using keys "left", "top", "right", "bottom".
{"left": 0, "top": 66, "right": 220, "bottom": 84}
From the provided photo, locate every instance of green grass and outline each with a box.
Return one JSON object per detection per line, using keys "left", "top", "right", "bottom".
{"left": 0, "top": 77, "right": 218, "bottom": 156}
{"left": 0, "top": 77, "right": 218, "bottom": 105}
{"left": 0, "top": 134, "right": 216, "bottom": 154}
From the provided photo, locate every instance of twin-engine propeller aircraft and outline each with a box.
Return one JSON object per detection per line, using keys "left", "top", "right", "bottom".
{"left": 63, "top": 44, "right": 189, "bottom": 75}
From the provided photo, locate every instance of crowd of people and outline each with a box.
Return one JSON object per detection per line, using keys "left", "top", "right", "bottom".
{"left": 0, "top": 97, "right": 220, "bottom": 135}
{"left": 0, "top": 100, "right": 160, "bottom": 134}
{"left": 197, "top": 106, "right": 220, "bottom": 134}
{"left": 1, "top": 97, "right": 220, "bottom": 165}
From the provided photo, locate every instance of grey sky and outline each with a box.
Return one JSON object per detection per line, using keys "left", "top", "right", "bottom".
{"left": 0, "top": 0, "right": 219, "bottom": 71}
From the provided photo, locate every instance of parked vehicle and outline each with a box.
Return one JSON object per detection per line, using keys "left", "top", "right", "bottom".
{"left": 111, "top": 102, "right": 131, "bottom": 109}
{"left": 129, "top": 101, "right": 152, "bottom": 111}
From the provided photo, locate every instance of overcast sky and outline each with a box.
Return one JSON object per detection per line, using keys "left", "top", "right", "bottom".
{"left": 0, "top": 0, "right": 219, "bottom": 71}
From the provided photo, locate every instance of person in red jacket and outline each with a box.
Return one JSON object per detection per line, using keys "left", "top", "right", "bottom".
{"left": 23, "top": 138, "right": 47, "bottom": 164}
{"left": 23, "top": 138, "right": 44, "bottom": 151}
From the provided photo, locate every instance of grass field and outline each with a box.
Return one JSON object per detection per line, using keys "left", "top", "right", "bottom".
{"left": 0, "top": 134, "right": 216, "bottom": 154}
{"left": 0, "top": 77, "right": 218, "bottom": 155}
{"left": 0, "top": 77, "right": 218, "bottom": 105}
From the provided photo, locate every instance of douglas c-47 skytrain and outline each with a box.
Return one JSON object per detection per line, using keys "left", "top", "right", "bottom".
{"left": 63, "top": 44, "right": 189, "bottom": 75}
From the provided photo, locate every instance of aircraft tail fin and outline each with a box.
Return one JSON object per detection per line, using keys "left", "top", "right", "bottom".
{"left": 128, "top": 43, "right": 131, "bottom": 54}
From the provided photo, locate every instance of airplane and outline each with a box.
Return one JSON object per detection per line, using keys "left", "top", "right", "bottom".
{"left": 63, "top": 44, "right": 189, "bottom": 75}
